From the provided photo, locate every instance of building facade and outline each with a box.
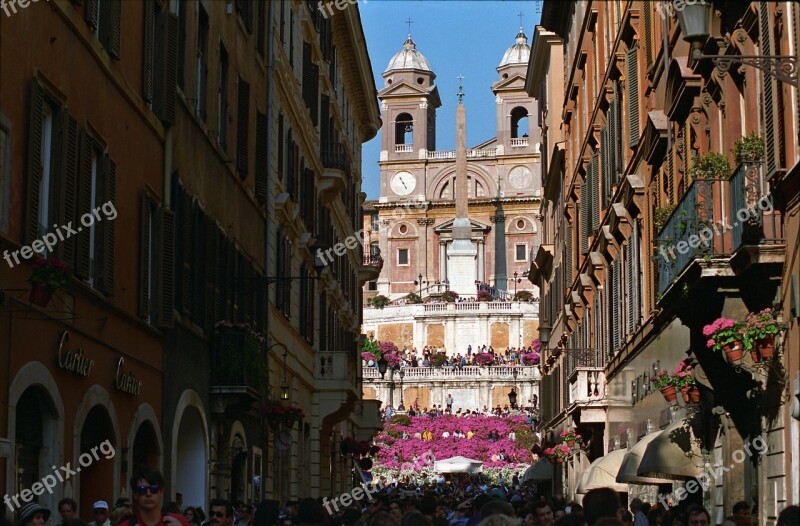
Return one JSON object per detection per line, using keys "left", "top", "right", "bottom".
{"left": 1, "top": 0, "right": 382, "bottom": 513}
{"left": 527, "top": 1, "right": 798, "bottom": 521}
{"left": 1, "top": 0, "right": 168, "bottom": 518}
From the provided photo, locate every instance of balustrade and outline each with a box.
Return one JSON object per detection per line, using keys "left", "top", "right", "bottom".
{"left": 361, "top": 365, "right": 541, "bottom": 381}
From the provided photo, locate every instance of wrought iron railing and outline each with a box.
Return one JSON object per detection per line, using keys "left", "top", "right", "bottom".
{"left": 729, "top": 162, "right": 783, "bottom": 251}
{"left": 321, "top": 145, "right": 350, "bottom": 172}
{"left": 211, "top": 331, "right": 265, "bottom": 391}
{"left": 656, "top": 178, "right": 733, "bottom": 295}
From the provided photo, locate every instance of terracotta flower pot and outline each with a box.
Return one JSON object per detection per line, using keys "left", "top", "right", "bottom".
{"left": 29, "top": 283, "right": 54, "bottom": 307}
{"left": 660, "top": 385, "right": 678, "bottom": 403}
{"left": 566, "top": 439, "right": 575, "bottom": 447}
{"left": 689, "top": 387, "right": 700, "bottom": 403}
{"left": 756, "top": 337, "right": 775, "bottom": 360}
{"left": 681, "top": 385, "right": 690, "bottom": 403}
{"left": 722, "top": 341, "right": 744, "bottom": 362}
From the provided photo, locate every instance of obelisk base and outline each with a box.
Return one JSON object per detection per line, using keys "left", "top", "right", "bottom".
{"left": 447, "top": 219, "right": 477, "bottom": 295}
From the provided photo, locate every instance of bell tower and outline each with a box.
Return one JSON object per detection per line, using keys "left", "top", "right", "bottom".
{"left": 492, "top": 29, "right": 538, "bottom": 156}
{"left": 378, "top": 34, "right": 441, "bottom": 201}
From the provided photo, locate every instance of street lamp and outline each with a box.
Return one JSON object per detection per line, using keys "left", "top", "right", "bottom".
{"left": 398, "top": 369, "right": 406, "bottom": 411}
{"left": 675, "top": 1, "right": 798, "bottom": 88}
{"left": 414, "top": 274, "right": 428, "bottom": 298}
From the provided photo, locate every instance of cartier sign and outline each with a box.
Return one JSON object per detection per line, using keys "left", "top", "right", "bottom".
{"left": 115, "top": 357, "right": 143, "bottom": 396}
{"left": 57, "top": 331, "right": 94, "bottom": 376}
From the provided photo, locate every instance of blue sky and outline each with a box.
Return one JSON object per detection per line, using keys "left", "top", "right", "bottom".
{"left": 358, "top": 0, "right": 542, "bottom": 199}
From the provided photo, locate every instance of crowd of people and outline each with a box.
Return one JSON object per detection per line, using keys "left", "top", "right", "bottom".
{"left": 365, "top": 344, "right": 540, "bottom": 369}
{"left": 381, "top": 399, "right": 538, "bottom": 421}
{"left": 8, "top": 466, "right": 798, "bottom": 526}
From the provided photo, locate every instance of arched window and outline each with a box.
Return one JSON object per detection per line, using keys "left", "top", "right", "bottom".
{"left": 395, "top": 113, "right": 414, "bottom": 145}
{"left": 510, "top": 107, "right": 529, "bottom": 139}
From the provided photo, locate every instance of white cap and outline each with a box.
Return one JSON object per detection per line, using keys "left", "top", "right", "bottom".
{"left": 93, "top": 501, "right": 109, "bottom": 510}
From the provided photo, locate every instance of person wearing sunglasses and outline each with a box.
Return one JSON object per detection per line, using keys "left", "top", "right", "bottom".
{"left": 124, "top": 467, "right": 190, "bottom": 526}
{"left": 209, "top": 500, "right": 233, "bottom": 526}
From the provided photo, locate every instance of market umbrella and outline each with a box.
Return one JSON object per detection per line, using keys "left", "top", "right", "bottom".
{"left": 433, "top": 456, "right": 484, "bottom": 473}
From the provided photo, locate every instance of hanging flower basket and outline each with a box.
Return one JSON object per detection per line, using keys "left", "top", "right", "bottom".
{"left": 28, "top": 283, "right": 55, "bottom": 307}
{"left": 263, "top": 403, "right": 304, "bottom": 430}
{"left": 660, "top": 385, "right": 678, "bottom": 403}
{"left": 722, "top": 341, "right": 744, "bottom": 363}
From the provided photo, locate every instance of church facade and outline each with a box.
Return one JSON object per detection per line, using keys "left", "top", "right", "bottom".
{"left": 361, "top": 30, "right": 544, "bottom": 410}
{"left": 363, "top": 30, "right": 544, "bottom": 303}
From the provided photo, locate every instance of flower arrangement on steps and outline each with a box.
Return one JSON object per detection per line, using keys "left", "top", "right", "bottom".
{"left": 521, "top": 352, "right": 541, "bottom": 365}
{"left": 27, "top": 258, "right": 71, "bottom": 307}
{"left": 361, "top": 338, "right": 401, "bottom": 368}
{"left": 263, "top": 402, "right": 304, "bottom": 431}
{"left": 473, "top": 352, "right": 496, "bottom": 366}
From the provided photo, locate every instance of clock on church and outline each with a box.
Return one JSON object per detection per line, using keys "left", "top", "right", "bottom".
{"left": 390, "top": 171, "right": 416, "bottom": 196}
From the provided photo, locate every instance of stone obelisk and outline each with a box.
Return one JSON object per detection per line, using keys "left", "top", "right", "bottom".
{"left": 447, "top": 77, "right": 477, "bottom": 295}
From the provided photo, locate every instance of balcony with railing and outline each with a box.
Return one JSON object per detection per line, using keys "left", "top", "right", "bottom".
{"left": 510, "top": 137, "right": 529, "bottom": 148}
{"left": 656, "top": 166, "right": 784, "bottom": 297}
{"left": 210, "top": 330, "right": 264, "bottom": 413}
{"left": 426, "top": 148, "right": 497, "bottom": 159}
{"left": 395, "top": 144, "right": 414, "bottom": 153}
{"left": 359, "top": 253, "right": 384, "bottom": 283}
{"left": 318, "top": 145, "right": 349, "bottom": 202}
{"left": 363, "top": 365, "right": 541, "bottom": 381}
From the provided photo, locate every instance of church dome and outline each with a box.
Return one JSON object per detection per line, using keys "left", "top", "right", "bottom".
{"left": 385, "top": 35, "right": 432, "bottom": 73}
{"left": 498, "top": 29, "right": 530, "bottom": 68}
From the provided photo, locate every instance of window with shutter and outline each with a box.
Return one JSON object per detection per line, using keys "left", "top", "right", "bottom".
{"left": 627, "top": 219, "right": 640, "bottom": 335}
{"left": 177, "top": 185, "right": 193, "bottom": 315}
{"left": 143, "top": 1, "right": 155, "bottom": 104}
{"left": 236, "top": 0, "right": 253, "bottom": 33}
{"left": 565, "top": 223, "right": 573, "bottom": 289}
{"left": 236, "top": 77, "right": 250, "bottom": 178}
{"left": 196, "top": 6, "right": 209, "bottom": 121}
{"left": 218, "top": 43, "right": 229, "bottom": 150}
{"left": 601, "top": 125, "right": 610, "bottom": 210}
{"left": 204, "top": 217, "right": 217, "bottom": 329}
{"left": 580, "top": 184, "right": 588, "bottom": 254}
{"left": 256, "top": 0, "right": 265, "bottom": 57}
{"left": 75, "top": 131, "right": 94, "bottom": 279}
{"left": 56, "top": 112, "right": 79, "bottom": 267}
{"left": 610, "top": 83, "right": 620, "bottom": 184}
{"left": 591, "top": 153, "right": 599, "bottom": 233}
{"left": 176, "top": 0, "right": 186, "bottom": 89}
{"left": 643, "top": 3, "right": 653, "bottom": 69}
{"left": 96, "top": 0, "right": 122, "bottom": 59}
{"left": 26, "top": 84, "right": 62, "bottom": 249}
{"left": 139, "top": 192, "right": 155, "bottom": 319}
{"left": 759, "top": 1, "right": 784, "bottom": 178}
{"left": 155, "top": 206, "right": 175, "bottom": 328}
{"left": 302, "top": 43, "right": 320, "bottom": 126}
{"left": 626, "top": 44, "right": 640, "bottom": 148}
{"left": 97, "top": 155, "right": 115, "bottom": 296}
{"left": 255, "top": 111, "right": 267, "bottom": 204}
{"left": 612, "top": 257, "right": 622, "bottom": 350}
{"left": 85, "top": 0, "right": 99, "bottom": 30}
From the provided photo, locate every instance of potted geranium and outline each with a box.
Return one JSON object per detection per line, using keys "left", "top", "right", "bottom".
{"left": 703, "top": 317, "right": 745, "bottom": 362}
{"left": 742, "top": 308, "right": 779, "bottom": 362}
{"left": 650, "top": 370, "right": 678, "bottom": 404}
{"left": 560, "top": 429, "right": 581, "bottom": 448}
{"left": 27, "top": 257, "right": 71, "bottom": 307}
{"left": 263, "top": 402, "right": 304, "bottom": 430}
{"left": 674, "top": 360, "right": 699, "bottom": 404}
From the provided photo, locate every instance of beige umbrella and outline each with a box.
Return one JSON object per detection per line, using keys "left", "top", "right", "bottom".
{"left": 637, "top": 413, "right": 704, "bottom": 480}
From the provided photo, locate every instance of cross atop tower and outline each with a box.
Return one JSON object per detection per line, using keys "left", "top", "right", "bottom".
{"left": 405, "top": 18, "right": 414, "bottom": 37}
{"left": 457, "top": 74, "right": 464, "bottom": 103}
{"left": 517, "top": 11, "right": 525, "bottom": 29}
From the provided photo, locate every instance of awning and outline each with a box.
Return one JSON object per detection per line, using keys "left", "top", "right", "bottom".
{"left": 434, "top": 456, "right": 483, "bottom": 473}
{"left": 637, "top": 412, "right": 704, "bottom": 480}
{"left": 521, "top": 459, "right": 554, "bottom": 482}
{"left": 617, "top": 431, "right": 674, "bottom": 484}
{"left": 576, "top": 449, "right": 628, "bottom": 493}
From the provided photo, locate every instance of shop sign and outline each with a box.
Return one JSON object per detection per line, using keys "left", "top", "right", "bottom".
{"left": 57, "top": 331, "right": 94, "bottom": 377}
{"left": 115, "top": 357, "right": 143, "bottom": 396}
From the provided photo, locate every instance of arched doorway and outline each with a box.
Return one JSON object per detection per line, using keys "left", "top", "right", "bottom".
{"left": 14, "top": 387, "right": 59, "bottom": 504}
{"left": 510, "top": 106, "right": 529, "bottom": 138}
{"left": 175, "top": 407, "right": 207, "bottom": 507}
{"left": 229, "top": 434, "right": 247, "bottom": 504}
{"left": 132, "top": 421, "right": 160, "bottom": 475}
{"left": 79, "top": 406, "right": 116, "bottom": 520}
